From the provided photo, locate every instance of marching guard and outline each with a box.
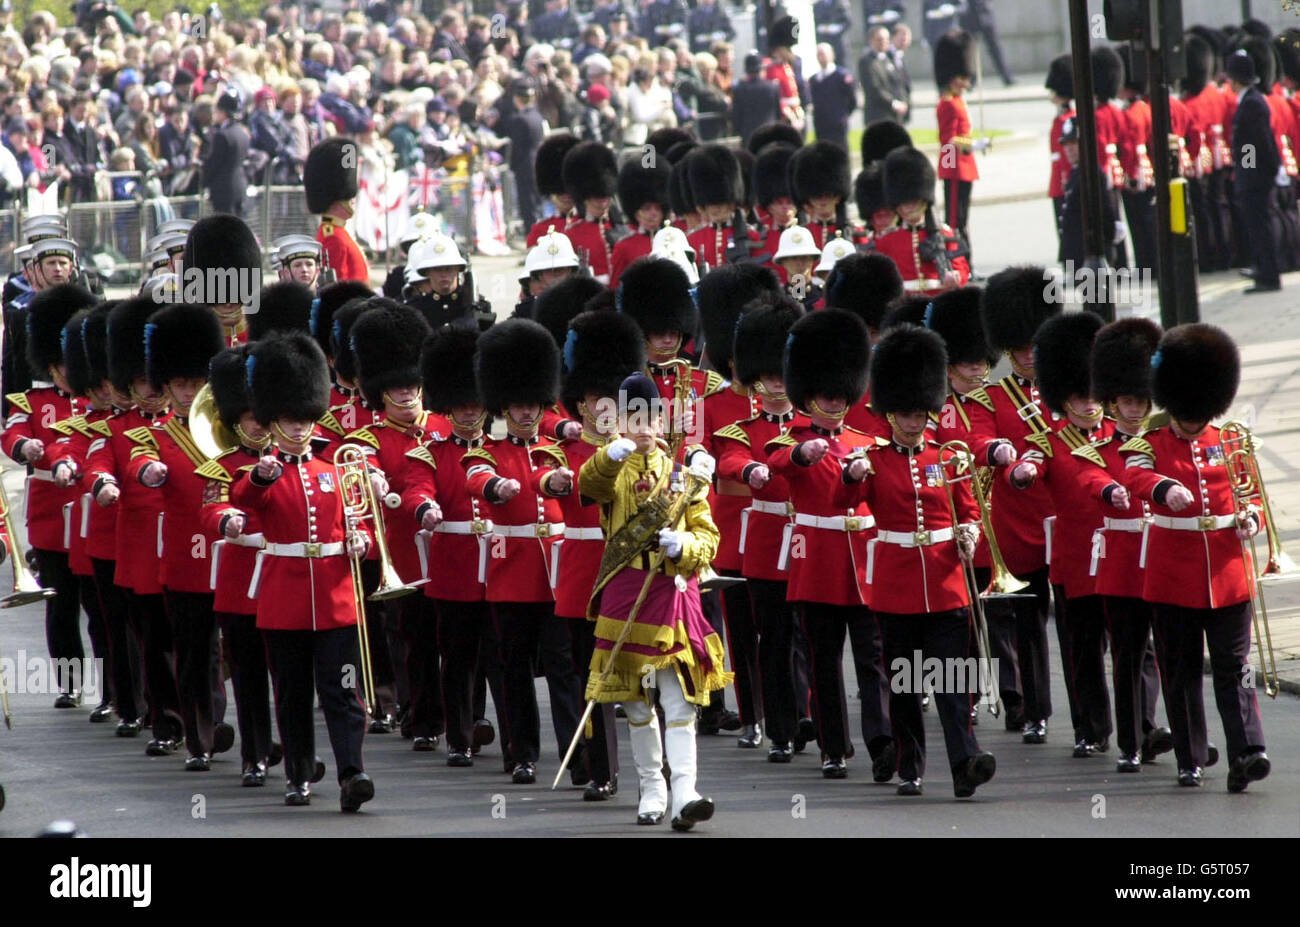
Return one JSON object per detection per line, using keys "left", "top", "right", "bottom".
{"left": 610, "top": 157, "right": 672, "bottom": 289}
{"left": 789, "top": 141, "right": 851, "bottom": 249}
{"left": 528, "top": 133, "right": 582, "bottom": 247}
{"left": 182, "top": 215, "right": 262, "bottom": 348}
{"left": 875, "top": 146, "right": 971, "bottom": 296}
{"left": 562, "top": 141, "right": 623, "bottom": 285}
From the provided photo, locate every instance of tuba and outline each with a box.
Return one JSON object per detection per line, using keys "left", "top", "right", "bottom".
{"left": 189, "top": 382, "right": 240, "bottom": 459}
{"left": 0, "top": 479, "right": 55, "bottom": 610}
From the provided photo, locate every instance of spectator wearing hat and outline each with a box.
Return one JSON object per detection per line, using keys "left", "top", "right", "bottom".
{"left": 204, "top": 88, "right": 250, "bottom": 215}
{"left": 730, "top": 52, "right": 780, "bottom": 150}
{"left": 578, "top": 82, "right": 619, "bottom": 143}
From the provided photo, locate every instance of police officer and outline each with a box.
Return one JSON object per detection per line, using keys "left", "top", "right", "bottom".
{"left": 403, "top": 233, "right": 480, "bottom": 330}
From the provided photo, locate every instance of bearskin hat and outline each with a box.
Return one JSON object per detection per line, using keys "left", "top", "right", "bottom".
{"left": 1183, "top": 33, "right": 1216, "bottom": 96}
{"left": 183, "top": 213, "right": 262, "bottom": 284}
{"left": 1237, "top": 35, "right": 1277, "bottom": 88}
{"left": 1274, "top": 31, "right": 1300, "bottom": 84}
{"left": 883, "top": 145, "right": 935, "bottom": 206}
{"left": 733, "top": 295, "right": 804, "bottom": 387}
{"left": 145, "top": 303, "right": 223, "bottom": 389}
{"left": 76, "top": 304, "right": 112, "bottom": 395}
{"left": 697, "top": 262, "right": 781, "bottom": 373}
{"left": 351, "top": 303, "right": 433, "bottom": 409}
{"left": 26, "top": 283, "right": 98, "bottom": 379}
{"left": 562, "top": 140, "right": 619, "bottom": 206}
{"left": 304, "top": 136, "right": 360, "bottom": 214}
{"left": 664, "top": 139, "right": 697, "bottom": 165}
{"left": 861, "top": 118, "right": 914, "bottom": 167}
{"left": 647, "top": 127, "right": 694, "bottom": 161}
{"left": 926, "top": 286, "right": 995, "bottom": 366}
{"left": 422, "top": 326, "right": 481, "bottom": 414}
{"left": 330, "top": 298, "right": 379, "bottom": 384}
{"left": 854, "top": 164, "right": 887, "bottom": 219}
{"left": 687, "top": 144, "right": 744, "bottom": 209}
{"left": 790, "top": 140, "right": 851, "bottom": 206}
{"left": 107, "top": 296, "right": 158, "bottom": 393}
{"left": 754, "top": 143, "right": 796, "bottom": 207}
{"left": 247, "top": 331, "right": 331, "bottom": 425}
{"left": 563, "top": 309, "right": 647, "bottom": 408}
{"left": 768, "top": 14, "right": 798, "bottom": 51}
{"left": 980, "top": 265, "right": 1060, "bottom": 353}
{"left": 311, "top": 280, "right": 374, "bottom": 358}
{"left": 785, "top": 308, "right": 869, "bottom": 411}
{"left": 1152, "top": 323, "right": 1240, "bottom": 423}
{"left": 534, "top": 276, "right": 609, "bottom": 346}
{"left": 1090, "top": 317, "right": 1162, "bottom": 404}
{"left": 617, "top": 157, "right": 672, "bottom": 220}
{"left": 934, "top": 29, "right": 976, "bottom": 89}
{"left": 1242, "top": 18, "right": 1272, "bottom": 40}
{"left": 1045, "top": 53, "right": 1074, "bottom": 99}
{"left": 61, "top": 309, "right": 94, "bottom": 397}
{"left": 618, "top": 256, "right": 696, "bottom": 338}
{"left": 825, "top": 252, "right": 904, "bottom": 333}
{"left": 871, "top": 323, "right": 949, "bottom": 415}
{"left": 734, "top": 148, "right": 757, "bottom": 210}
{"left": 249, "top": 281, "right": 314, "bottom": 341}
{"left": 1033, "top": 311, "right": 1104, "bottom": 415}
{"left": 748, "top": 121, "right": 804, "bottom": 155}
{"left": 209, "top": 346, "right": 254, "bottom": 428}
{"left": 1117, "top": 44, "right": 1146, "bottom": 94}
{"left": 535, "top": 132, "right": 580, "bottom": 198}
{"left": 475, "top": 318, "right": 561, "bottom": 411}
{"left": 881, "top": 295, "right": 929, "bottom": 329}
{"left": 1091, "top": 45, "right": 1123, "bottom": 101}
{"left": 669, "top": 153, "right": 698, "bottom": 217}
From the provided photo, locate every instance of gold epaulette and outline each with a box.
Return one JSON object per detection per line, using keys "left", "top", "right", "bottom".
{"left": 1070, "top": 443, "right": 1108, "bottom": 468}
{"left": 1118, "top": 436, "right": 1155, "bottom": 457}
{"left": 89, "top": 418, "right": 113, "bottom": 437}
{"left": 966, "top": 386, "right": 995, "bottom": 412}
{"left": 345, "top": 427, "right": 380, "bottom": 449}
{"left": 714, "top": 423, "right": 749, "bottom": 447}
{"left": 5, "top": 392, "right": 31, "bottom": 414}
{"left": 124, "top": 425, "right": 159, "bottom": 450}
{"left": 533, "top": 444, "right": 567, "bottom": 469}
{"left": 194, "top": 458, "right": 232, "bottom": 483}
{"left": 237, "top": 464, "right": 257, "bottom": 474}
{"left": 701, "top": 369, "right": 726, "bottom": 398}
{"left": 50, "top": 414, "right": 86, "bottom": 436}
{"left": 765, "top": 434, "right": 798, "bottom": 452}
{"left": 1025, "top": 431, "right": 1055, "bottom": 457}
{"left": 317, "top": 410, "right": 345, "bottom": 436}
{"left": 463, "top": 447, "right": 497, "bottom": 468}
{"left": 405, "top": 444, "right": 436, "bottom": 468}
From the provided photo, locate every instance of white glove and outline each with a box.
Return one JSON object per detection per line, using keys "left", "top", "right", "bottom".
{"left": 256, "top": 455, "right": 282, "bottom": 481}
{"left": 800, "top": 438, "right": 830, "bottom": 465}
{"left": 972, "top": 136, "right": 991, "bottom": 152}
{"left": 1164, "top": 483, "right": 1193, "bottom": 513}
{"left": 607, "top": 437, "right": 636, "bottom": 462}
{"left": 658, "top": 528, "right": 683, "bottom": 559}
{"left": 991, "top": 442, "right": 1017, "bottom": 467}
{"left": 1113, "top": 220, "right": 1128, "bottom": 245}
{"left": 687, "top": 451, "right": 715, "bottom": 483}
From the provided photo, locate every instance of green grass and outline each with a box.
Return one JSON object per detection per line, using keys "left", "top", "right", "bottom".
{"left": 838, "top": 127, "right": 1012, "bottom": 151}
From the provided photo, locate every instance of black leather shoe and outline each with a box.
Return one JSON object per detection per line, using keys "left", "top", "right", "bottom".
{"left": 896, "top": 778, "right": 923, "bottom": 796}
{"left": 145, "top": 738, "right": 179, "bottom": 756}
{"left": 471, "top": 719, "right": 495, "bottom": 753}
{"left": 717, "top": 709, "right": 741, "bottom": 732}
{"left": 447, "top": 751, "right": 473, "bottom": 767}
{"left": 368, "top": 714, "right": 395, "bottom": 734}
{"left": 583, "top": 779, "right": 617, "bottom": 801}
{"left": 89, "top": 701, "right": 114, "bottom": 722}
{"left": 115, "top": 719, "right": 142, "bottom": 737}
{"left": 285, "top": 782, "right": 311, "bottom": 805}
{"left": 671, "top": 797, "right": 714, "bottom": 831}
{"left": 768, "top": 743, "right": 794, "bottom": 763}
{"left": 1117, "top": 754, "right": 1141, "bottom": 773}
{"left": 821, "top": 757, "right": 847, "bottom": 779}
{"left": 511, "top": 763, "right": 536, "bottom": 784}
{"left": 53, "top": 690, "right": 81, "bottom": 709}
{"left": 184, "top": 754, "right": 211, "bottom": 771}
{"left": 241, "top": 762, "right": 267, "bottom": 786}
{"left": 340, "top": 772, "right": 375, "bottom": 812}
{"left": 970, "top": 706, "right": 979, "bottom": 726}
{"left": 413, "top": 736, "right": 438, "bottom": 752}
{"left": 636, "top": 810, "right": 664, "bottom": 825}
{"left": 953, "top": 752, "right": 996, "bottom": 798}
{"left": 212, "top": 722, "right": 235, "bottom": 754}
{"left": 736, "top": 724, "right": 762, "bottom": 748}
{"left": 268, "top": 742, "right": 283, "bottom": 767}
{"left": 1238, "top": 268, "right": 1256, "bottom": 279}
{"left": 1206, "top": 743, "right": 1219, "bottom": 768}
{"left": 921, "top": 693, "right": 931, "bottom": 712}
{"left": 312, "top": 758, "right": 326, "bottom": 783}
{"left": 1177, "top": 766, "right": 1203, "bottom": 787}
{"left": 1091, "top": 738, "right": 1109, "bottom": 754}
{"left": 1140, "top": 727, "right": 1174, "bottom": 763}
{"left": 872, "top": 741, "right": 897, "bottom": 783}
{"left": 1226, "top": 751, "right": 1270, "bottom": 793}
{"left": 1022, "top": 720, "right": 1047, "bottom": 744}
{"left": 792, "top": 717, "right": 816, "bottom": 753}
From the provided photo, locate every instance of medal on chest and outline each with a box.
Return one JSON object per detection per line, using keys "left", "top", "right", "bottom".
{"left": 317, "top": 472, "right": 336, "bottom": 492}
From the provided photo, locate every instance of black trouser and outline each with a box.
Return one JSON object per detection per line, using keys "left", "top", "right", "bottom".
{"left": 491, "top": 601, "right": 583, "bottom": 767}
{"left": 218, "top": 611, "right": 273, "bottom": 767}
{"left": 77, "top": 566, "right": 111, "bottom": 704}
{"left": 751, "top": 578, "right": 796, "bottom": 744}
{"left": 792, "top": 618, "right": 811, "bottom": 719}
{"left": 166, "top": 589, "right": 219, "bottom": 758}
{"left": 33, "top": 548, "right": 83, "bottom": 690}
{"left": 1190, "top": 174, "right": 1228, "bottom": 271}
{"left": 719, "top": 570, "right": 761, "bottom": 727}
{"left": 846, "top": 604, "right": 893, "bottom": 758}
{"left": 1121, "top": 188, "right": 1156, "bottom": 272}
{"left": 1205, "top": 169, "right": 1235, "bottom": 269}
{"left": 127, "top": 590, "right": 182, "bottom": 740}
{"left": 400, "top": 595, "right": 445, "bottom": 739}
{"left": 944, "top": 177, "right": 973, "bottom": 260}
{"left": 514, "top": 170, "right": 541, "bottom": 231}
{"left": 90, "top": 558, "right": 145, "bottom": 723}
{"left": 1274, "top": 182, "right": 1300, "bottom": 273}
{"left": 1238, "top": 184, "right": 1281, "bottom": 286}
{"left": 1054, "top": 588, "right": 1112, "bottom": 745}
{"left": 357, "top": 561, "right": 399, "bottom": 720}
{"left": 476, "top": 615, "right": 513, "bottom": 769}
{"left": 1012, "top": 566, "right": 1052, "bottom": 723}
{"left": 973, "top": 566, "right": 1024, "bottom": 722}
{"left": 434, "top": 599, "right": 483, "bottom": 753}
{"left": 1104, "top": 595, "right": 1157, "bottom": 757}
{"left": 879, "top": 609, "right": 982, "bottom": 782}
{"left": 972, "top": 23, "right": 1014, "bottom": 84}
{"left": 1151, "top": 601, "right": 1266, "bottom": 770}
{"left": 567, "top": 617, "right": 618, "bottom": 786}
{"left": 1052, "top": 195, "right": 1064, "bottom": 244}
{"left": 800, "top": 602, "right": 889, "bottom": 761}
{"left": 264, "top": 626, "right": 367, "bottom": 785}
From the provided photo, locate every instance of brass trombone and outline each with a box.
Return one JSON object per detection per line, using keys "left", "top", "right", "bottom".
{"left": 0, "top": 478, "right": 55, "bottom": 609}
{"left": 334, "top": 443, "right": 426, "bottom": 715}
{"left": 1219, "top": 420, "right": 1291, "bottom": 698}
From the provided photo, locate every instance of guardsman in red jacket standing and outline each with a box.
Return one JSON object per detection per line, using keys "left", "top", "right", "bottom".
{"left": 198, "top": 346, "right": 281, "bottom": 786}
{"left": 935, "top": 31, "right": 987, "bottom": 261}
{"left": 135, "top": 302, "right": 232, "bottom": 771}
{"left": 181, "top": 214, "right": 262, "bottom": 347}
{"left": 875, "top": 147, "right": 970, "bottom": 297}
{"left": 966, "top": 266, "right": 1063, "bottom": 745}
{"left": 1046, "top": 54, "right": 1077, "bottom": 240}
{"left": 765, "top": 16, "right": 806, "bottom": 132}
{"left": 1090, "top": 46, "right": 1131, "bottom": 267}
{"left": 528, "top": 133, "right": 581, "bottom": 247}
{"left": 1006, "top": 312, "right": 1114, "bottom": 759}
{"left": 766, "top": 309, "right": 895, "bottom": 782}
{"left": 841, "top": 323, "right": 996, "bottom": 798}
{"left": 1117, "top": 325, "right": 1269, "bottom": 792}
{"left": 686, "top": 145, "right": 761, "bottom": 270}
{"left": 306, "top": 136, "right": 370, "bottom": 284}
{"left": 463, "top": 319, "right": 585, "bottom": 787}
{"left": 551, "top": 309, "right": 647, "bottom": 799}
{"left": 790, "top": 141, "right": 852, "bottom": 249}
{"left": 230, "top": 332, "right": 375, "bottom": 812}
{"left": 610, "top": 158, "right": 672, "bottom": 289}
{"left": 321, "top": 300, "right": 386, "bottom": 458}
{"left": 562, "top": 141, "right": 622, "bottom": 285}
{"left": 2, "top": 282, "right": 95, "bottom": 707}
{"left": 1117, "top": 46, "right": 1157, "bottom": 272}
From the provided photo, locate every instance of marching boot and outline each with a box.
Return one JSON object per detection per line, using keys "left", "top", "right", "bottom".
{"left": 627, "top": 715, "right": 667, "bottom": 825}
{"left": 665, "top": 722, "right": 712, "bottom": 831}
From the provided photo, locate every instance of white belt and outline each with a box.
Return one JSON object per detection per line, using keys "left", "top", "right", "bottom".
{"left": 740, "top": 499, "right": 795, "bottom": 556}
{"left": 491, "top": 522, "right": 566, "bottom": 539}
{"left": 62, "top": 501, "right": 73, "bottom": 550}
{"left": 1151, "top": 514, "right": 1236, "bottom": 532}
{"left": 434, "top": 519, "right": 494, "bottom": 535}
{"left": 157, "top": 512, "right": 164, "bottom": 559}
{"left": 30, "top": 468, "right": 55, "bottom": 482}
{"left": 793, "top": 513, "right": 874, "bottom": 532}
{"left": 264, "top": 541, "right": 346, "bottom": 557}
{"left": 563, "top": 526, "right": 603, "bottom": 540}
{"left": 80, "top": 492, "right": 92, "bottom": 539}
{"left": 875, "top": 527, "right": 954, "bottom": 547}
{"left": 228, "top": 532, "right": 266, "bottom": 548}
{"left": 1092, "top": 518, "right": 1147, "bottom": 577}
{"left": 1103, "top": 517, "right": 1144, "bottom": 533}
{"left": 209, "top": 538, "right": 266, "bottom": 591}
{"left": 902, "top": 278, "right": 942, "bottom": 291}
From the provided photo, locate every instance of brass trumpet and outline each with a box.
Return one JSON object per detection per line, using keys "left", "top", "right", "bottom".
{"left": 0, "top": 477, "right": 55, "bottom": 609}
{"left": 1219, "top": 420, "right": 1290, "bottom": 698}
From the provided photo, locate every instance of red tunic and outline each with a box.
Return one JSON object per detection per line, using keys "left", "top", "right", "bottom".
{"left": 1049, "top": 106, "right": 1077, "bottom": 198}
{"left": 1093, "top": 101, "right": 1129, "bottom": 189}
{"left": 317, "top": 218, "right": 369, "bottom": 283}
{"left": 1121, "top": 98, "right": 1154, "bottom": 189}
{"left": 694, "top": 381, "right": 757, "bottom": 572}
{"left": 1, "top": 386, "right": 82, "bottom": 551}
{"left": 566, "top": 217, "right": 616, "bottom": 283}
{"left": 1067, "top": 431, "right": 1149, "bottom": 601}
{"left": 937, "top": 93, "right": 979, "bottom": 182}
{"left": 399, "top": 433, "right": 489, "bottom": 603}
{"left": 527, "top": 211, "right": 579, "bottom": 247}
{"left": 713, "top": 409, "right": 803, "bottom": 581}
{"left": 462, "top": 435, "right": 568, "bottom": 603}
{"left": 46, "top": 412, "right": 98, "bottom": 575}
{"left": 844, "top": 393, "right": 892, "bottom": 438}
{"left": 764, "top": 59, "right": 800, "bottom": 110}
{"left": 933, "top": 387, "right": 1004, "bottom": 570}
{"left": 686, "top": 223, "right": 762, "bottom": 272}
{"left": 609, "top": 228, "right": 653, "bottom": 289}
{"left": 873, "top": 224, "right": 971, "bottom": 297}
{"left": 1183, "top": 83, "right": 1230, "bottom": 172}
{"left": 1167, "top": 95, "right": 1198, "bottom": 178}
{"left": 198, "top": 446, "right": 264, "bottom": 615}
{"left": 1265, "top": 90, "right": 1299, "bottom": 177}
{"left": 1118, "top": 425, "right": 1251, "bottom": 610}
{"left": 553, "top": 434, "right": 606, "bottom": 619}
